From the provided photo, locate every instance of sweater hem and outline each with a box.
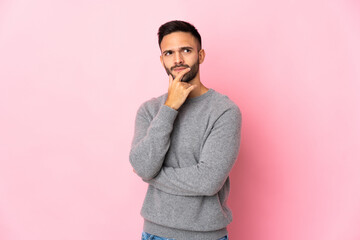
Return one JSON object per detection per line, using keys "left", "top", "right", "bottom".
{"left": 143, "top": 219, "right": 228, "bottom": 240}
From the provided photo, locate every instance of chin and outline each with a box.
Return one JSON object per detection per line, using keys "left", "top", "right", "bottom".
{"left": 181, "top": 78, "right": 192, "bottom": 83}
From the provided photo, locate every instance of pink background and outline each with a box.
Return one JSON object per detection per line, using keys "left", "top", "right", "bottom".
{"left": 1, "top": 0, "right": 360, "bottom": 239}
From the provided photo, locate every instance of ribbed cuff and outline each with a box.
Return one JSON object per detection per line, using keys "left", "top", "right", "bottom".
{"left": 156, "top": 104, "right": 178, "bottom": 124}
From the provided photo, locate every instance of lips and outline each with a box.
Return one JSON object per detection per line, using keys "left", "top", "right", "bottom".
{"left": 173, "top": 67, "right": 187, "bottom": 72}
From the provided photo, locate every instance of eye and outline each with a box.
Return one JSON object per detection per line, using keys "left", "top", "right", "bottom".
{"left": 183, "top": 49, "right": 191, "bottom": 53}
{"left": 164, "top": 51, "right": 172, "bottom": 56}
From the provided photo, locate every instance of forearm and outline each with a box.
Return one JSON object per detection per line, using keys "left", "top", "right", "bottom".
{"left": 129, "top": 104, "right": 178, "bottom": 180}
{"left": 143, "top": 165, "right": 227, "bottom": 196}
{"left": 144, "top": 147, "right": 239, "bottom": 196}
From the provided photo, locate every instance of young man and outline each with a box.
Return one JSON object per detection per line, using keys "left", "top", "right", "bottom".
{"left": 129, "top": 20, "right": 242, "bottom": 240}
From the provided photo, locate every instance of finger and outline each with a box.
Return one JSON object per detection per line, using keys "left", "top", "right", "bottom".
{"left": 173, "top": 67, "right": 191, "bottom": 82}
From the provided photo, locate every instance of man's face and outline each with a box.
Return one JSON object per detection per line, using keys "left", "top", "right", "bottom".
{"left": 160, "top": 31, "right": 202, "bottom": 83}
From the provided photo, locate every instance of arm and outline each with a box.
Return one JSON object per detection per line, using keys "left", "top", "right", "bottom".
{"left": 144, "top": 106, "right": 242, "bottom": 196}
{"left": 130, "top": 68, "right": 196, "bottom": 180}
{"left": 129, "top": 103, "right": 178, "bottom": 180}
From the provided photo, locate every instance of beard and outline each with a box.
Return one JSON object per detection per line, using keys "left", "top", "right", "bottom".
{"left": 164, "top": 58, "right": 200, "bottom": 83}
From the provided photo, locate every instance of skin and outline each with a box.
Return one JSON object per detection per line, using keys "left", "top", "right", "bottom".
{"left": 160, "top": 31, "right": 209, "bottom": 110}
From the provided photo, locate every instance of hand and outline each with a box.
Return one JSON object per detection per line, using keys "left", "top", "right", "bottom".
{"left": 164, "top": 68, "right": 197, "bottom": 110}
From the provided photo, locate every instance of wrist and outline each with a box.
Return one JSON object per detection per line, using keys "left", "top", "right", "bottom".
{"left": 164, "top": 102, "right": 178, "bottom": 111}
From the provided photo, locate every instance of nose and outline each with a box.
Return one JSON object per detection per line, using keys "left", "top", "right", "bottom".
{"left": 174, "top": 51, "right": 184, "bottom": 65}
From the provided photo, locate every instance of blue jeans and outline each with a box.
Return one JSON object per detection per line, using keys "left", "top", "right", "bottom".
{"left": 141, "top": 231, "right": 228, "bottom": 240}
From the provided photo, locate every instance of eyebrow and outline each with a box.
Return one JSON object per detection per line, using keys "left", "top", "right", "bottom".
{"left": 162, "top": 46, "right": 194, "bottom": 54}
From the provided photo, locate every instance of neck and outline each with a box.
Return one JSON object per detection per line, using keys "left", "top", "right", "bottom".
{"left": 187, "top": 78, "right": 209, "bottom": 98}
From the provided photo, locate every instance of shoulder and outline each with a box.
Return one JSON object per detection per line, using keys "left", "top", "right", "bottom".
{"left": 209, "top": 89, "right": 242, "bottom": 118}
{"left": 137, "top": 92, "right": 168, "bottom": 118}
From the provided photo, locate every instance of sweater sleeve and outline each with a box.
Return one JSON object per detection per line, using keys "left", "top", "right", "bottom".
{"left": 129, "top": 103, "right": 178, "bottom": 180}
{"left": 144, "top": 106, "right": 242, "bottom": 196}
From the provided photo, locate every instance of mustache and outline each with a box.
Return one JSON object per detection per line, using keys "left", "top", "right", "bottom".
{"left": 171, "top": 65, "right": 190, "bottom": 71}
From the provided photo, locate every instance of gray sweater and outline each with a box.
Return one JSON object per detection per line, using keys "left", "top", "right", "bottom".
{"left": 129, "top": 88, "right": 242, "bottom": 240}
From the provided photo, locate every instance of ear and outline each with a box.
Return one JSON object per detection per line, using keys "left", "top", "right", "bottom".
{"left": 160, "top": 55, "right": 164, "bottom": 67}
{"left": 199, "top": 49, "right": 205, "bottom": 64}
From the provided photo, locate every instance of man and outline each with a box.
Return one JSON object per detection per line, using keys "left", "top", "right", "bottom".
{"left": 129, "top": 20, "right": 242, "bottom": 240}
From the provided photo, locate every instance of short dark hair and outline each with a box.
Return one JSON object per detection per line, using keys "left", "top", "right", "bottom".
{"left": 158, "top": 20, "right": 202, "bottom": 50}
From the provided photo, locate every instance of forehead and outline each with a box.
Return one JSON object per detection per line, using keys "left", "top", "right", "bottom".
{"left": 160, "top": 31, "right": 198, "bottom": 51}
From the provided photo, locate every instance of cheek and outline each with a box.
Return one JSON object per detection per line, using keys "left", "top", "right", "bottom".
{"left": 188, "top": 57, "right": 198, "bottom": 66}
{"left": 188, "top": 54, "right": 199, "bottom": 64}
{"left": 162, "top": 58, "right": 172, "bottom": 68}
